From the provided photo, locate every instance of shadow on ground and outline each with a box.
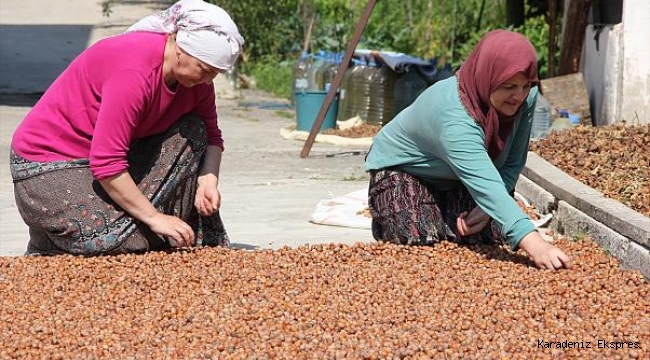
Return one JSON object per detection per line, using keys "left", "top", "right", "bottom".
{"left": 0, "top": 0, "right": 174, "bottom": 103}
{"left": 0, "top": 94, "right": 42, "bottom": 108}
{"left": 0, "top": 24, "right": 93, "bottom": 101}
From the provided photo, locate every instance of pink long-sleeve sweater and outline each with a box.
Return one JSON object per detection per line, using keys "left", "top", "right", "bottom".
{"left": 11, "top": 32, "right": 223, "bottom": 180}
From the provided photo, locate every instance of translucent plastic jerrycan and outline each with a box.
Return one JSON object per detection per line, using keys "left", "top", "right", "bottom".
{"left": 531, "top": 94, "right": 551, "bottom": 139}
{"left": 291, "top": 51, "right": 311, "bottom": 106}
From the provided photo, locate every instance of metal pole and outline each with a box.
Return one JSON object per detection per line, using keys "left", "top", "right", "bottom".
{"left": 300, "top": 0, "right": 378, "bottom": 158}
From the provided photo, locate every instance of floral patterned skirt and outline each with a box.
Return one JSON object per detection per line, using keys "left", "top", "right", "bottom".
{"left": 11, "top": 116, "right": 229, "bottom": 256}
{"left": 367, "top": 168, "right": 503, "bottom": 246}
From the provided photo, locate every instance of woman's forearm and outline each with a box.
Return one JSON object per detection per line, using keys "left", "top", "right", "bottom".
{"left": 99, "top": 171, "right": 159, "bottom": 225}
{"left": 198, "top": 145, "right": 222, "bottom": 186}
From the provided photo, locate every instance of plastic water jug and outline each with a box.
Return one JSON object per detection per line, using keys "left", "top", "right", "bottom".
{"left": 531, "top": 94, "right": 551, "bottom": 139}
{"left": 306, "top": 51, "right": 326, "bottom": 91}
{"left": 291, "top": 51, "right": 310, "bottom": 106}
{"left": 366, "top": 62, "right": 398, "bottom": 125}
{"left": 393, "top": 65, "right": 428, "bottom": 116}
{"left": 336, "top": 64, "right": 355, "bottom": 120}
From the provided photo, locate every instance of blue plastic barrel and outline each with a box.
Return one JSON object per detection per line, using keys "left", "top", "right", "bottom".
{"left": 295, "top": 91, "right": 339, "bottom": 132}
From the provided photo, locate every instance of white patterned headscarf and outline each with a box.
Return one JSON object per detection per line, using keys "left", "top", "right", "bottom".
{"left": 126, "top": 0, "right": 244, "bottom": 70}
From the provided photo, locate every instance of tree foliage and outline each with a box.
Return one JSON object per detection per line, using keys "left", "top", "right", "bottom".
{"left": 96, "top": 0, "right": 562, "bottom": 100}
{"left": 212, "top": 0, "right": 303, "bottom": 62}
{"left": 200, "top": 0, "right": 561, "bottom": 99}
{"left": 99, "top": 0, "right": 557, "bottom": 71}
{"left": 210, "top": 0, "right": 555, "bottom": 70}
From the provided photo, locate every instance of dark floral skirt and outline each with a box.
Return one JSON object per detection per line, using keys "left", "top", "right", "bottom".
{"left": 367, "top": 168, "right": 503, "bottom": 246}
{"left": 11, "top": 115, "right": 229, "bottom": 256}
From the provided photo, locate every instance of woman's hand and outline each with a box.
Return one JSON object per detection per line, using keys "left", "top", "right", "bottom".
{"left": 146, "top": 213, "right": 195, "bottom": 248}
{"left": 456, "top": 206, "right": 490, "bottom": 236}
{"left": 99, "top": 171, "right": 195, "bottom": 248}
{"left": 195, "top": 173, "right": 221, "bottom": 216}
{"left": 519, "top": 232, "right": 571, "bottom": 270}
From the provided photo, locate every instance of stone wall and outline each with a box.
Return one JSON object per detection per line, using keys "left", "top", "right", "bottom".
{"left": 517, "top": 152, "right": 650, "bottom": 279}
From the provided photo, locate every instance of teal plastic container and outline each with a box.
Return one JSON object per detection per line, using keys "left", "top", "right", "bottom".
{"left": 295, "top": 91, "right": 339, "bottom": 132}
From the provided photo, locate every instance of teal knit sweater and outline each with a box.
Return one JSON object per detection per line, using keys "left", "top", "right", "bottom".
{"left": 365, "top": 76, "right": 539, "bottom": 249}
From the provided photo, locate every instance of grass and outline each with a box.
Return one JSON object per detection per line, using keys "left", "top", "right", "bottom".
{"left": 571, "top": 228, "right": 590, "bottom": 242}
{"left": 246, "top": 57, "right": 292, "bottom": 101}
{"left": 237, "top": 114, "right": 259, "bottom": 122}
{"left": 275, "top": 110, "right": 294, "bottom": 119}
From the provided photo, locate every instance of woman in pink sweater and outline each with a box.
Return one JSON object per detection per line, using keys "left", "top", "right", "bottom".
{"left": 10, "top": 0, "right": 244, "bottom": 256}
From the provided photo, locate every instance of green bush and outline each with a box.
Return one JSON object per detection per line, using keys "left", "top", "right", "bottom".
{"left": 514, "top": 15, "right": 559, "bottom": 79}
{"left": 98, "top": 1, "right": 559, "bottom": 94}
{"left": 205, "top": 0, "right": 556, "bottom": 92}
{"left": 451, "top": 16, "right": 557, "bottom": 79}
{"left": 247, "top": 56, "right": 293, "bottom": 100}
{"left": 208, "top": 0, "right": 302, "bottom": 62}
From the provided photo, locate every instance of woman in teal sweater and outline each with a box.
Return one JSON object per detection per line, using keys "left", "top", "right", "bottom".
{"left": 365, "top": 30, "right": 570, "bottom": 270}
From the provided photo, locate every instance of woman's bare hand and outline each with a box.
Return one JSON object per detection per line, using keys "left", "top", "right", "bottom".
{"left": 456, "top": 206, "right": 490, "bottom": 236}
{"left": 195, "top": 174, "right": 221, "bottom": 216}
{"left": 519, "top": 232, "right": 571, "bottom": 270}
{"left": 145, "top": 213, "right": 195, "bottom": 248}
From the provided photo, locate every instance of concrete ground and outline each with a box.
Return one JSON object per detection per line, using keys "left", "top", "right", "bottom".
{"left": 0, "top": 0, "right": 374, "bottom": 256}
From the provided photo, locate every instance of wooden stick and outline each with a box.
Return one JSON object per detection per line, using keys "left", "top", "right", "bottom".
{"left": 303, "top": 13, "right": 316, "bottom": 53}
{"left": 300, "top": 0, "right": 378, "bottom": 158}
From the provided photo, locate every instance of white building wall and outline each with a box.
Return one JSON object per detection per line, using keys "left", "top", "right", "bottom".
{"left": 581, "top": 25, "right": 622, "bottom": 126}
{"left": 620, "top": 0, "right": 650, "bottom": 124}
{"left": 581, "top": 0, "right": 650, "bottom": 125}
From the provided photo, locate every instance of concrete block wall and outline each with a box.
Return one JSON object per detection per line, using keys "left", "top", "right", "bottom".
{"left": 516, "top": 152, "right": 650, "bottom": 279}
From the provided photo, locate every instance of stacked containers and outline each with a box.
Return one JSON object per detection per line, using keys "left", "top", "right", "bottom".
{"left": 338, "top": 59, "right": 368, "bottom": 121}
{"left": 296, "top": 52, "right": 448, "bottom": 127}
{"left": 306, "top": 50, "right": 326, "bottom": 91}
{"left": 336, "top": 58, "right": 357, "bottom": 121}
{"left": 366, "top": 61, "right": 398, "bottom": 125}
{"left": 291, "top": 51, "right": 311, "bottom": 106}
{"left": 392, "top": 61, "right": 453, "bottom": 117}
{"left": 531, "top": 94, "right": 551, "bottom": 139}
{"left": 336, "top": 56, "right": 398, "bottom": 125}
{"left": 322, "top": 53, "right": 342, "bottom": 92}
{"left": 354, "top": 56, "right": 375, "bottom": 124}
{"left": 392, "top": 65, "right": 429, "bottom": 117}
{"left": 292, "top": 51, "right": 345, "bottom": 95}
{"left": 315, "top": 53, "right": 335, "bottom": 91}
{"left": 292, "top": 50, "right": 340, "bottom": 132}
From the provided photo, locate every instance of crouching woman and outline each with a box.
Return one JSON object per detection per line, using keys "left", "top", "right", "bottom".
{"left": 10, "top": 0, "right": 244, "bottom": 256}
{"left": 365, "top": 30, "right": 571, "bottom": 270}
